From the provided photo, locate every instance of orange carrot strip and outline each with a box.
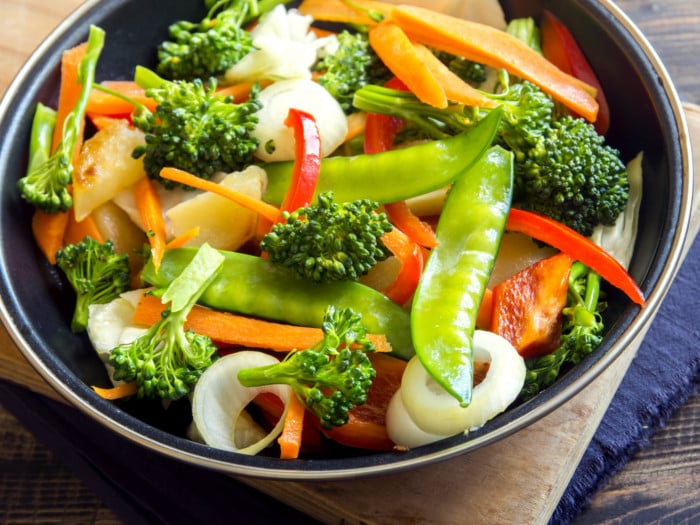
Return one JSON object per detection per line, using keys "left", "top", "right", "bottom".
{"left": 133, "top": 176, "right": 166, "bottom": 270}
{"left": 92, "top": 381, "right": 138, "bottom": 400}
{"left": 411, "top": 43, "right": 498, "bottom": 108}
{"left": 88, "top": 114, "right": 130, "bottom": 131}
{"left": 86, "top": 80, "right": 157, "bottom": 115}
{"left": 389, "top": 5, "right": 599, "bottom": 121}
{"left": 476, "top": 287, "right": 493, "bottom": 330}
{"left": 344, "top": 111, "right": 368, "bottom": 143}
{"left": 32, "top": 209, "right": 70, "bottom": 264}
{"left": 132, "top": 292, "right": 393, "bottom": 353}
{"left": 165, "top": 226, "right": 201, "bottom": 250}
{"left": 369, "top": 22, "right": 447, "bottom": 108}
{"left": 160, "top": 167, "right": 281, "bottom": 223}
{"left": 297, "top": 0, "right": 389, "bottom": 26}
{"left": 278, "top": 393, "right": 306, "bottom": 459}
{"left": 215, "top": 79, "right": 273, "bottom": 102}
{"left": 63, "top": 208, "right": 105, "bottom": 246}
{"left": 384, "top": 200, "right": 438, "bottom": 249}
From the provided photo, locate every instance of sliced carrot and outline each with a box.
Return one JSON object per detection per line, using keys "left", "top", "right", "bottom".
{"left": 344, "top": 111, "right": 368, "bottom": 143}
{"left": 92, "top": 381, "right": 138, "bottom": 400}
{"left": 252, "top": 393, "right": 325, "bottom": 454}
{"left": 411, "top": 43, "right": 498, "bottom": 108}
{"left": 86, "top": 80, "right": 157, "bottom": 116}
{"left": 132, "top": 292, "right": 393, "bottom": 353}
{"left": 63, "top": 208, "right": 105, "bottom": 246}
{"left": 165, "top": 226, "right": 200, "bottom": 250}
{"left": 369, "top": 22, "right": 447, "bottom": 108}
{"left": 389, "top": 5, "right": 599, "bottom": 122}
{"left": 476, "top": 287, "right": 493, "bottom": 330}
{"left": 159, "top": 167, "right": 281, "bottom": 224}
{"left": 297, "top": 0, "right": 390, "bottom": 26}
{"left": 133, "top": 176, "right": 166, "bottom": 270}
{"left": 278, "top": 393, "right": 306, "bottom": 459}
{"left": 32, "top": 209, "right": 70, "bottom": 264}
{"left": 88, "top": 114, "right": 130, "bottom": 131}
{"left": 215, "top": 79, "right": 273, "bottom": 102}
{"left": 384, "top": 200, "right": 438, "bottom": 249}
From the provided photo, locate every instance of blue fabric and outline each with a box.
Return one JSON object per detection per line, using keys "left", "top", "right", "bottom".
{"left": 552, "top": 233, "right": 700, "bottom": 523}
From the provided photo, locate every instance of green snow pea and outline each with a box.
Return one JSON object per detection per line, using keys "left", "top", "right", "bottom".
{"left": 261, "top": 108, "right": 502, "bottom": 205}
{"left": 141, "top": 248, "right": 414, "bottom": 360}
{"left": 411, "top": 146, "right": 514, "bottom": 406}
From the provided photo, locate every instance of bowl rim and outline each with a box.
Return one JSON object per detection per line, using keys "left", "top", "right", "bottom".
{"left": 0, "top": 0, "right": 694, "bottom": 480}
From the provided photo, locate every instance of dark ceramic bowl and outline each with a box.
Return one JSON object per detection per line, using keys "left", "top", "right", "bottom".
{"left": 0, "top": 0, "right": 692, "bottom": 479}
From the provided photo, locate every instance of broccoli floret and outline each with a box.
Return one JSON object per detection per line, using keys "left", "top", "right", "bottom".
{"left": 157, "top": 0, "right": 286, "bottom": 81}
{"left": 129, "top": 67, "right": 261, "bottom": 188}
{"left": 55, "top": 236, "right": 131, "bottom": 333}
{"left": 520, "top": 262, "right": 605, "bottom": 400}
{"left": 259, "top": 191, "right": 393, "bottom": 283}
{"left": 315, "top": 30, "right": 392, "bottom": 114}
{"left": 109, "top": 244, "right": 224, "bottom": 400}
{"left": 18, "top": 26, "right": 105, "bottom": 213}
{"left": 237, "top": 306, "right": 376, "bottom": 428}
{"left": 432, "top": 50, "right": 487, "bottom": 87}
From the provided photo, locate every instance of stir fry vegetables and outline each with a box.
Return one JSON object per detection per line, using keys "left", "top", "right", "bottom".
{"left": 23, "top": 1, "right": 647, "bottom": 460}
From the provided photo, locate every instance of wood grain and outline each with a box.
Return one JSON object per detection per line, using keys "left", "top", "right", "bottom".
{"left": 0, "top": 1, "right": 698, "bottom": 524}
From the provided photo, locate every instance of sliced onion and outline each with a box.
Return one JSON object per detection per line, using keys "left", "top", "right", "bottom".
{"left": 398, "top": 330, "right": 526, "bottom": 437}
{"left": 191, "top": 351, "right": 292, "bottom": 455}
{"left": 386, "top": 389, "right": 451, "bottom": 448}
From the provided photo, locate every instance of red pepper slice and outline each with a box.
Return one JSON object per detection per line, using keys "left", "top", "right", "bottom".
{"left": 506, "top": 208, "right": 645, "bottom": 306}
{"left": 363, "top": 76, "right": 407, "bottom": 154}
{"left": 540, "top": 10, "right": 611, "bottom": 135}
{"left": 381, "top": 228, "right": 425, "bottom": 306}
{"left": 279, "top": 107, "right": 322, "bottom": 215}
{"left": 383, "top": 200, "right": 438, "bottom": 249}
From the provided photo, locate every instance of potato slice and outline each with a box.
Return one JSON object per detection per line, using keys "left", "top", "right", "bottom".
{"left": 73, "top": 121, "right": 147, "bottom": 221}
{"left": 166, "top": 166, "right": 267, "bottom": 251}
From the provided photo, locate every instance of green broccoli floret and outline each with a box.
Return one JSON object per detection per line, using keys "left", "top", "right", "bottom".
{"left": 18, "top": 26, "right": 105, "bottom": 213}
{"left": 315, "top": 30, "right": 392, "bottom": 114}
{"left": 128, "top": 66, "right": 261, "bottom": 188}
{"left": 432, "top": 50, "right": 487, "bottom": 87}
{"left": 259, "top": 191, "right": 393, "bottom": 283}
{"left": 520, "top": 262, "right": 606, "bottom": 400}
{"left": 109, "top": 244, "right": 224, "bottom": 400}
{"left": 157, "top": 0, "right": 287, "bottom": 81}
{"left": 55, "top": 236, "right": 130, "bottom": 333}
{"left": 237, "top": 306, "right": 376, "bottom": 428}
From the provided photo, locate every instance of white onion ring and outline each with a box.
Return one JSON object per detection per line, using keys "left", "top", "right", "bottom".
{"left": 396, "top": 330, "right": 525, "bottom": 438}
{"left": 191, "top": 351, "right": 292, "bottom": 455}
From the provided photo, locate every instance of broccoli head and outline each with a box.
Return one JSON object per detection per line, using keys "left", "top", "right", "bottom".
{"left": 55, "top": 236, "right": 131, "bottom": 333}
{"left": 432, "top": 50, "right": 487, "bottom": 87}
{"left": 237, "top": 306, "right": 376, "bottom": 428}
{"left": 315, "top": 30, "right": 392, "bottom": 114}
{"left": 259, "top": 191, "right": 393, "bottom": 283}
{"left": 109, "top": 244, "right": 224, "bottom": 400}
{"left": 130, "top": 68, "right": 261, "bottom": 188}
{"left": 520, "top": 261, "right": 605, "bottom": 400}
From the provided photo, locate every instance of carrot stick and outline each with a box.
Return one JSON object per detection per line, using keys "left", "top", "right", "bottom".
{"left": 165, "top": 226, "right": 200, "bottom": 250}
{"left": 63, "top": 208, "right": 105, "bottom": 246}
{"left": 297, "top": 0, "right": 389, "bottom": 26}
{"left": 344, "top": 111, "right": 368, "bottom": 143}
{"left": 369, "top": 22, "right": 447, "bottom": 108}
{"left": 389, "top": 5, "right": 599, "bottom": 121}
{"left": 86, "top": 80, "right": 157, "bottom": 115}
{"left": 88, "top": 114, "right": 130, "bottom": 131}
{"left": 133, "top": 176, "right": 167, "bottom": 270}
{"left": 32, "top": 210, "right": 70, "bottom": 264}
{"left": 132, "top": 292, "right": 393, "bottom": 353}
{"left": 215, "top": 79, "right": 273, "bottom": 102}
{"left": 411, "top": 43, "right": 498, "bottom": 108}
{"left": 160, "top": 167, "right": 281, "bottom": 224}
{"left": 278, "top": 393, "right": 306, "bottom": 459}
{"left": 92, "top": 381, "right": 138, "bottom": 400}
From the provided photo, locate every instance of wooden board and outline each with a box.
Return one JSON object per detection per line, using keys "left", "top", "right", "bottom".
{"left": 0, "top": 106, "right": 696, "bottom": 525}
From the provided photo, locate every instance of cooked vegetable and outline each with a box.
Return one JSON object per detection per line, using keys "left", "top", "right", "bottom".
{"left": 133, "top": 176, "right": 167, "bottom": 270}
{"left": 411, "top": 146, "right": 513, "bottom": 406}
{"left": 109, "top": 244, "right": 224, "bottom": 400}
{"left": 260, "top": 191, "right": 393, "bottom": 283}
{"left": 157, "top": 0, "right": 287, "bottom": 81}
{"left": 237, "top": 306, "right": 376, "bottom": 429}
{"left": 18, "top": 25, "right": 105, "bottom": 213}
{"left": 520, "top": 261, "right": 605, "bottom": 399}
{"left": 140, "top": 247, "right": 415, "bottom": 359}
{"left": 315, "top": 29, "right": 391, "bottom": 113}
{"left": 129, "top": 66, "right": 261, "bottom": 186}
{"left": 55, "top": 236, "right": 131, "bottom": 333}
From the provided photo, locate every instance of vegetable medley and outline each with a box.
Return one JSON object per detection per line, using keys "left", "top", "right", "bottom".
{"left": 21, "top": 0, "right": 646, "bottom": 459}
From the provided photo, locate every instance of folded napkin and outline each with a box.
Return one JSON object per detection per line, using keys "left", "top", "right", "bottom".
{"left": 2, "top": 235, "right": 700, "bottom": 524}
{"left": 552, "top": 233, "right": 700, "bottom": 523}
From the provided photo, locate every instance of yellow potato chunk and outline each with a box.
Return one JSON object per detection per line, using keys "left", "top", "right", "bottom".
{"left": 73, "top": 121, "right": 147, "bottom": 221}
{"left": 166, "top": 166, "right": 267, "bottom": 251}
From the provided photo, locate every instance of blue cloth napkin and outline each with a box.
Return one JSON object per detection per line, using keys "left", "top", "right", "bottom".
{"left": 2, "top": 234, "right": 700, "bottom": 524}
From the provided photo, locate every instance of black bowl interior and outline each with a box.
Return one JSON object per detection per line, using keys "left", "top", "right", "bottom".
{"left": 0, "top": 0, "right": 688, "bottom": 478}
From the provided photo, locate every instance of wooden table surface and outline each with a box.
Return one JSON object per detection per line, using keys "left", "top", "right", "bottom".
{"left": 0, "top": 1, "right": 698, "bottom": 524}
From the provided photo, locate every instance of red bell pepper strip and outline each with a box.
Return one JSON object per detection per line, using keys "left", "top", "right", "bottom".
{"left": 383, "top": 200, "right": 438, "bottom": 249}
{"left": 380, "top": 228, "right": 425, "bottom": 306}
{"left": 363, "top": 76, "right": 407, "bottom": 154}
{"left": 279, "top": 107, "right": 322, "bottom": 215}
{"left": 506, "top": 208, "right": 645, "bottom": 306}
{"left": 540, "top": 10, "right": 610, "bottom": 135}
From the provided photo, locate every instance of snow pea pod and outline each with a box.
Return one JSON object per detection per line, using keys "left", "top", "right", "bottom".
{"left": 411, "top": 146, "right": 514, "bottom": 406}
{"left": 141, "top": 248, "right": 414, "bottom": 360}
{"left": 261, "top": 108, "right": 502, "bottom": 205}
